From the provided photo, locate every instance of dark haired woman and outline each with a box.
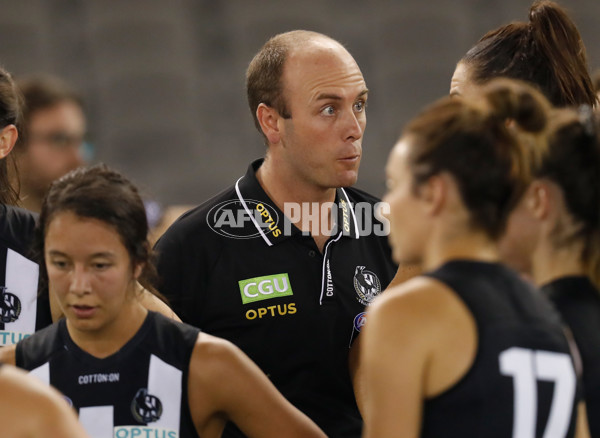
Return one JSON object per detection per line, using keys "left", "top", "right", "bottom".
{"left": 499, "top": 105, "right": 600, "bottom": 436}
{"left": 361, "top": 79, "right": 588, "bottom": 437}
{"left": 450, "top": 0, "right": 597, "bottom": 108}
{"left": 0, "top": 164, "right": 325, "bottom": 438}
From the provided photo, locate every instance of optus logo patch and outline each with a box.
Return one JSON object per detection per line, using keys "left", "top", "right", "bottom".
{"left": 238, "top": 273, "right": 293, "bottom": 304}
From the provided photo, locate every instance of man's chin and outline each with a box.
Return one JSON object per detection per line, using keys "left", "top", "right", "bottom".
{"left": 336, "top": 172, "right": 359, "bottom": 188}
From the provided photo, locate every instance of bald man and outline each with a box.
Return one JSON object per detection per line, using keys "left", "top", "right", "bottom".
{"left": 155, "top": 31, "right": 398, "bottom": 437}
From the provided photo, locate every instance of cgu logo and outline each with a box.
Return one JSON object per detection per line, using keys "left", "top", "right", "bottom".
{"left": 238, "top": 273, "right": 293, "bottom": 304}
{"left": 207, "top": 199, "right": 281, "bottom": 239}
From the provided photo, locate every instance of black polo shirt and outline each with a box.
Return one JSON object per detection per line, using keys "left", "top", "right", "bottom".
{"left": 155, "top": 159, "right": 396, "bottom": 438}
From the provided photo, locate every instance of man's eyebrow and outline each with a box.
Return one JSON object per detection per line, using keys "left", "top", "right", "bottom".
{"left": 316, "top": 93, "right": 342, "bottom": 101}
{"left": 316, "top": 89, "right": 369, "bottom": 101}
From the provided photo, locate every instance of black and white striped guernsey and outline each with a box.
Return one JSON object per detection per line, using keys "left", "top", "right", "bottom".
{"left": 16, "top": 311, "right": 200, "bottom": 438}
{"left": 0, "top": 204, "right": 51, "bottom": 346}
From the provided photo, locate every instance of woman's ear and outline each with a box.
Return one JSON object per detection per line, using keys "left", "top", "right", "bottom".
{"left": 0, "top": 124, "right": 18, "bottom": 159}
{"left": 133, "top": 263, "right": 144, "bottom": 281}
{"left": 420, "top": 174, "right": 448, "bottom": 216}
{"left": 526, "top": 180, "right": 551, "bottom": 221}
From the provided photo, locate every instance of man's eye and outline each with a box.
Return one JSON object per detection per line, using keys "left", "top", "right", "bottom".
{"left": 321, "top": 106, "right": 335, "bottom": 116}
{"left": 49, "top": 133, "right": 83, "bottom": 149}
{"left": 354, "top": 101, "right": 366, "bottom": 112}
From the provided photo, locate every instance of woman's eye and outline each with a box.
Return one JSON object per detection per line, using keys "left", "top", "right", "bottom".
{"left": 50, "top": 259, "right": 69, "bottom": 270}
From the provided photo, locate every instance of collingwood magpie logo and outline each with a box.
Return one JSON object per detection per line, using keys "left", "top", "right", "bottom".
{"left": 0, "top": 286, "right": 21, "bottom": 323}
{"left": 353, "top": 266, "right": 381, "bottom": 305}
{"left": 131, "top": 388, "right": 163, "bottom": 424}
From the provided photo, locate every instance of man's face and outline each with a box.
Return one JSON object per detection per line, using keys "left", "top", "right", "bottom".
{"left": 275, "top": 40, "right": 368, "bottom": 190}
{"left": 21, "top": 100, "right": 86, "bottom": 196}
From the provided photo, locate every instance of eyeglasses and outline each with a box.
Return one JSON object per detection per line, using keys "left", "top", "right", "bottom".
{"left": 29, "top": 131, "right": 85, "bottom": 150}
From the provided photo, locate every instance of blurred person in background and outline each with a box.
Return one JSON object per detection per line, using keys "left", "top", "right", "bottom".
{"left": 498, "top": 105, "right": 600, "bottom": 436}
{"left": 12, "top": 74, "right": 87, "bottom": 213}
{"left": 10, "top": 74, "right": 186, "bottom": 254}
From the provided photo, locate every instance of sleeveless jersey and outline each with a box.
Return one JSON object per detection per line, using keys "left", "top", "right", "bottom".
{"left": 16, "top": 311, "right": 200, "bottom": 438}
{"left": 543, "top": 276, "right": 600, "bottom": 437}
{"left": 422, "top": 261, "right": 579, "bottom": 438}
{"left": 0, "top": 204, "right": 51, "bottom": 346}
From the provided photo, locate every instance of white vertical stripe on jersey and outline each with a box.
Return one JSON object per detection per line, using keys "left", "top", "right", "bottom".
{"left": 5, "top": 249, "right": 39, "bottom": 334}
{"left": 147, "top": 354, "right": 182, "bottom": 430}
{"left": 79, "top": 406, "right": 114, "bottom": 438}
{"left": 29, "top": 362, "right": 50, "bottom": 384}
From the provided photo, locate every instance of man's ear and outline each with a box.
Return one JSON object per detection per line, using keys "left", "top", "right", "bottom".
{"left": 256, "top": 103, "right": 282, "bottom": 145}
{"left": 0, "top": 124, "right": 18, "bottom": 159}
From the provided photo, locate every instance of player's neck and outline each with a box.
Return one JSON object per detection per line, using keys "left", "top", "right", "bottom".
{"left": 531, "top": 239, "right": 586, "bottom": 286}
{"left": 66, "top": 302, "right": 148, "bottom": 359}
{"left": 422, "top": 229, "right": 499, "bottom": 272}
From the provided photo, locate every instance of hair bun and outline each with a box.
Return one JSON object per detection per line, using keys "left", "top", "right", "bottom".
{"left": 482, "top": 78, "right": 550, "bottom": 133}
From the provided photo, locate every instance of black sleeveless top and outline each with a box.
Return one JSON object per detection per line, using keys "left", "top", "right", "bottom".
{"left": 16, "top": 311, "right": 200, "bottom": 438}
{"left": 543, "top": 276, "right": 600, "bottom": 437}
{"left": 422, "top": 261, "right": 579, "bottom": 438}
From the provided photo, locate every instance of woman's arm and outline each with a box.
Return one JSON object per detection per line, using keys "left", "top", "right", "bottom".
{"left": 360, "top": 277, "right": 476, "bottom": 438}
{"left": 0, "top": 344, "right": 16, "bottom": 365}
{"left": 575, "top": 402, "right": 591, "bottom": 438}
{"left": 138, "top": 285, "right": 181, "bottom": 322}
{"left": 0, "top": 364, "right": 90, "bottom": 438}
{"left": 188, "top": 333, "right": 326, "bottom": 438}
{"left": 360, "top": 283, "right": 430, "bottom": 438}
